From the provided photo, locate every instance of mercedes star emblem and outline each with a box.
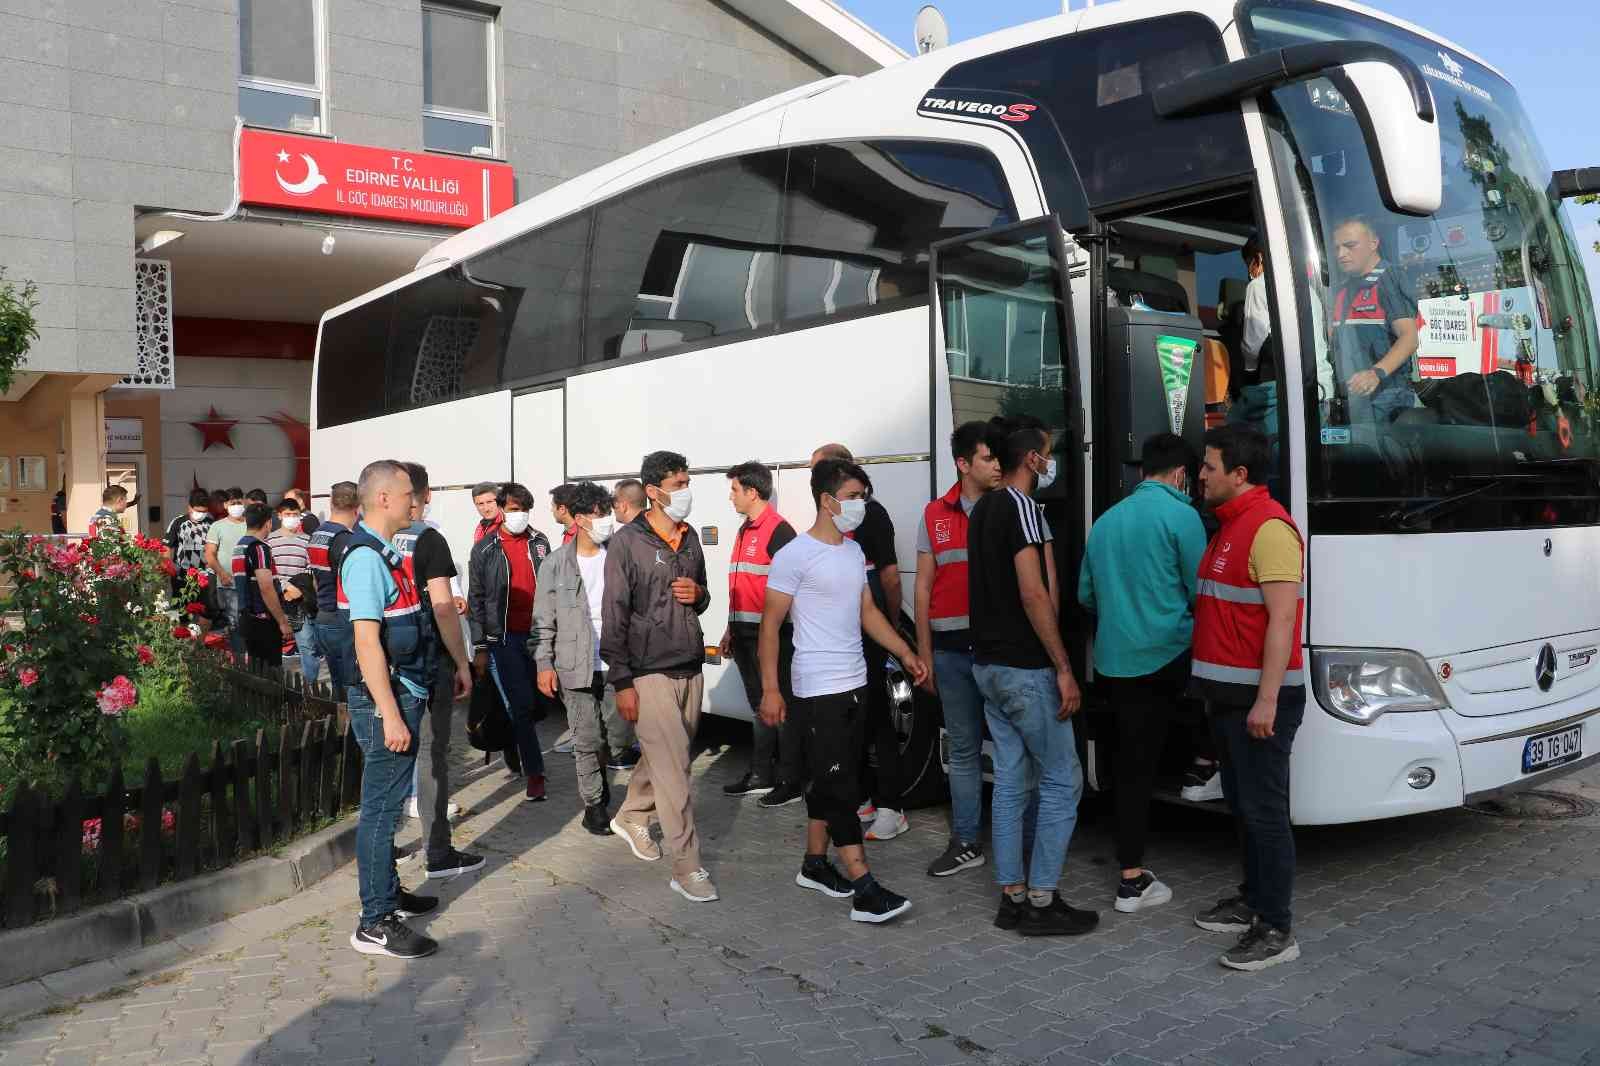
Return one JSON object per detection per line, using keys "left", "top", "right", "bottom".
{"left": 1536, "top": 644, "right": 1557, "bottom": 692}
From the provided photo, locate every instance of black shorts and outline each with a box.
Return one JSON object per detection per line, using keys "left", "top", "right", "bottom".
{"left": 796, "top": 685, "right": 869, "bottom": 847}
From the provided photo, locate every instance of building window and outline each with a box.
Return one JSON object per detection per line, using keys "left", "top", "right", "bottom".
{"left": 238, "top": 0, "right": 325, "bottom": 133}
{"left": 423, "top": 4, "right": 498, "bottom": 157}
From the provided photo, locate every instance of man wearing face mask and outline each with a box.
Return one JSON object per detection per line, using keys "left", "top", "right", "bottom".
{"left": 808, "top": 444, "right": 908, "bottom": 842}
{"left": 268, "top": 497, "right": 321, "bottom": 681}
{"left": 969, "top": 422, "right": 1098, "bottom": 938}
{"left": 468, "top": 481, "right": 553, "bottom": 802}
{"left": 760, "top": 459, "right": 928, "bottom": 924}
{"left": 1078, "top": 433, "right": 1206, "bottom": 915}
{"left": 533, "top": 481, "right": 634, "bottom": 836}
{"left": 205, "top": 487, "right": 250, "bottom": 657}
{"left": 601, "top": 451, "right": 717, "bottom": 903}
{"left": 164, "top": 488, "right": 214, "bottom": 598}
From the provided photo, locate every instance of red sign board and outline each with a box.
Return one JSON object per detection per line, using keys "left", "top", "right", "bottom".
{"left": 239, "top": 129, "right": 514, "bottom": 229}
{"left": 1418, "top": 356, "right": 1457, "bottom": 379}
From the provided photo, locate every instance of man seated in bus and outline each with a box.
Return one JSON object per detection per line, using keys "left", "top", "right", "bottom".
{"left": 601, "top": 451, "right": 718, "bottom": 903}
{"left": 1329, "top": 216, "right": 1418, "bottom": 426}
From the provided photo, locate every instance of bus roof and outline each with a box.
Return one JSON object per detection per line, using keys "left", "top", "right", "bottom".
{"left": 414, "top": 0, "right": 1502, "bottom": 278}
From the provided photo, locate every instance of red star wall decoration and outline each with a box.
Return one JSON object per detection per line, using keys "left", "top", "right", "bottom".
{"left": 191, "top": 407, "right": 238, "bottom": 451}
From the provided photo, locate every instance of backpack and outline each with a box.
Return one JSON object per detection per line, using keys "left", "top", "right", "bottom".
{"left": 465, "top": 677, "right": 513, "bottom": 753}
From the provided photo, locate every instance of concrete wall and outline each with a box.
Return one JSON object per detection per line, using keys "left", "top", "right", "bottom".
{"left": 0, "top": 0, "right": 830, "bottom": 382}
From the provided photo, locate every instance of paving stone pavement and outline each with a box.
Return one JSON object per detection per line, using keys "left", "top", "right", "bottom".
{"left": 4, "top": 714, "right": 1600, "bottom": 1066}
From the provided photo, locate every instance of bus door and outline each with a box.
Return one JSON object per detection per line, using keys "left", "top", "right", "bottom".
{"left": 930, "top": 215, "right": 1086, "bottom": 660}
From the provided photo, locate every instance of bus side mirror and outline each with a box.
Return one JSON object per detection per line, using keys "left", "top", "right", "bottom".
{"left": 1152, "top": 40, "right": 1441, "bottom": 217}
{"left": 1326, "top": 61, "right": 1443, "bottom": 217}
{"left": 1551, "top": 168, "right": 1600, "bottom": 199}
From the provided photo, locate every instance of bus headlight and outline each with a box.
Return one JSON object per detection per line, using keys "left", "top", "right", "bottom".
{"left": 1312, "top": 648, "right": 1450, "bottom": 725}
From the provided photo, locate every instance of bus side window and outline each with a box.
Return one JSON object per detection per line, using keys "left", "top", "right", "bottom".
{"left": 779, "top": 141, "right": 1017, "bottom": 326}
{"left": 585, "top": 151, "right": 787, "bottom": 363}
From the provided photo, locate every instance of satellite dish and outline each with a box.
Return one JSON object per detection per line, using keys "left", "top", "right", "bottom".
{"left": 914, "top": 5, "right": 949, "bottom": 54}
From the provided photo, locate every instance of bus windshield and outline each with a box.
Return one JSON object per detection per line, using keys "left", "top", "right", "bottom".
{"left": 1248, "top": 0, "right": 1600, "bottom": 533}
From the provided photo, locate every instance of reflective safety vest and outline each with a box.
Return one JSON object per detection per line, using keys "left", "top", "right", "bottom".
{"left": 922, "top": 483, "right": 972, "bottom": 634}
{"left": 334, "top": 529, "right": 434, "bottom": 691}
{"left": 728, "top": 506, "right": 788, "bottom": 625}
{"left": 307, "top": 520, "right": 353, "bottom": 615}
{"left": 1191, "top": 486, "right": 1305, "bottom": 705}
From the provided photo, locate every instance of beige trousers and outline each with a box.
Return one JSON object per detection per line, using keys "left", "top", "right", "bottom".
{"left": 618, "top": 673, "right": 704, "bottom": 874}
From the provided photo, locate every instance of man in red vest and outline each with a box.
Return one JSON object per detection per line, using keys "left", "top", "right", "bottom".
{"left": 1191, "top": 424, "right": 1306, "bottom": 972}
{"left": 915, "top": 421, "right": 1002, "bottom": 878}
{"left": 719, "top": 461, "right": 799, "bottom": 800}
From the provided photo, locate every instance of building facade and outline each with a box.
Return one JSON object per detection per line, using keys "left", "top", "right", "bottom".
{"left": 0, "top": 0, "right": 899, "bottom": 533}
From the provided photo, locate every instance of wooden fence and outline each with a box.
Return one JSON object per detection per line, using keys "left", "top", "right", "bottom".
{"left": 0, "top": 667, "right": 362, "bottom": 929}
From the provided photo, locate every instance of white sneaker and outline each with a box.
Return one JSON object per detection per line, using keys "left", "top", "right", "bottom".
{"left": 670, "top": 868, "right": 719, "bottom": 903}
{"left": 864, "top": 808, "right": 909, "bottom": 841}
{"left": 1114, "top": 872, "right": 1174, "bottom": 914}
{"left": 405, "top": 797, "right": 461, "bottom": 820}
{"left": 857, "top": 800, "right": 877, "bottom": 823}
{"left": 1180, "top": 770, "right": 1225, "bottom": 803}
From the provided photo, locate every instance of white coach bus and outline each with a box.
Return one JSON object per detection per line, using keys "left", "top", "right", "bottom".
{"left": 313, "top": 0, "right": 1600, "bottom": 823}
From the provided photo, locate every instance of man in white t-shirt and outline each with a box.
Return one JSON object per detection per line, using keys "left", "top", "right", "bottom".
{"left": 534, "top": 481, "right": 632, "bottom": 837}
{"left": 759, "top": 458, "right": 928, "bottom": 925}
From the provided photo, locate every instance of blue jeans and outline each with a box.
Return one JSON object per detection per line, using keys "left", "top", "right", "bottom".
{"left": 314, "top": 620, "right": 355, "bottom": 703}
{"left": 349, "top": 682, "right": 426, "bottom": 925}
{"left": 488, "top": 633, "right": 545, "bottom": 778}
{"left": 935, "top": 648, "right": 986, "bottom": 844}
{"left": 973, "top": 663, "right": 1083, "bottom": 891}
{"left": 293, "top": 618, "right": 323, "bottom": 683}
{"left": 222, "top": 584, "right": 245, "bottom": 657}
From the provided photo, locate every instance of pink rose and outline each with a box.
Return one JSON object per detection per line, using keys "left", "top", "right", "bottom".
{"left": 96, "top": 675, "right": 137, "bottom": 716}
{"left": 136, "top": 645, "right": 155, "bottom": 666}
{"left": 17, "top": 667, "right": 38, "bottom": 688}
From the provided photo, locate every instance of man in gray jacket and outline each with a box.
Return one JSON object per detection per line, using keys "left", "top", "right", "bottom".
{"left": 533, "top": 481, "right": 632, "bottom": 836}
{"left": 602, "top": 450, "right": 717, "bottom": 904}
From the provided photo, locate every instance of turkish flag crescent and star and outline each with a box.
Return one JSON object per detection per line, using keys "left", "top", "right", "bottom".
{"left": 238, "top": 129, "right": 515, "bottom": 229}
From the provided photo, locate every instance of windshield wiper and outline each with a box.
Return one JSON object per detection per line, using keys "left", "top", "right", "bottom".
{"left": 1385, "top": 459, "right": 1600, "bottom": 531}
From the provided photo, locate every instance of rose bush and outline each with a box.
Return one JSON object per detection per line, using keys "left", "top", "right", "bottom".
{"left": 0, "top": 526, "right": 189, "bottom": 785}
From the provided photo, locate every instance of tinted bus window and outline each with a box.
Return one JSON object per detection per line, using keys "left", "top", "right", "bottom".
{"left": 383, "top": 267, "right": 481, "bottom": 412}
{"left": 780, "top": 141, "right": 1017, "bottom": 324}
{"left": 467, "top": 209, "right": 591, "bottom": 386}
{"left": 941, "top": 15, "right": 1248, "bottom": 214}
{"left": 317, "top": 291, "right": 394, "bottom": 428}
{"left": 586, "top": 151, "right": 787, "bottom": 362}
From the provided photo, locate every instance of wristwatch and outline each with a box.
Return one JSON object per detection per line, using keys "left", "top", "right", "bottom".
{"left": 1373, "top": 366, "right": 1389, "bottom": 382}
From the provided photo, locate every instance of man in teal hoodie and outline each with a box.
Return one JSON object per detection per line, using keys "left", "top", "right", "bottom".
{"left": 1078, "top": 433, "right": 1206, "bottom": 915}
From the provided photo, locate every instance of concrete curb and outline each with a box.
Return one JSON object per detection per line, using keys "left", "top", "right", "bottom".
{"left": 0, "top": 815, "right": 357, "bottom": 995}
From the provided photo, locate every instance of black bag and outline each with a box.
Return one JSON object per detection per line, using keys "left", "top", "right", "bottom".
{"left": 466, "top": 677, "right": 512, "bottom": 752}
{"left": 1422, "top": 372, "right": 1533, "bottom": 427}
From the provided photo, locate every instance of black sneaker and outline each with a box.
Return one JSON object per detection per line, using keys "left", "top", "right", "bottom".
{"left": 582, "top": 803, "right": 614, "bottom": 836}
{"left": 849, "top": 880, "right": 911, "bottom": 924}
{"left": 607, "top": 748, "right": 640, "bottom": 771}
{"left": 796, "top": 858, "right": 854, "bottom": 899}
{"left": 395, "top": 891, "right": 438, "bottom": 918}
{"left": 1114, "top": 871, "right": 1174, "bottom": 914}
{"left": 758, "top": 782, "right": 805, "bottom": 808}
{"left": 722, "top": 772, "right": 774, "bottom": 797}
{"left": 1220, "top": 920, "right": 1300, "bottom": 971}
{"left": 1015, "top": 893, "right": 1099, "bottom": 937}
{"left": 926, "top": 839, "right": 986, "bottom": 878}
{"left": 1195, "top": 894, "right": 1256, "bottom": 933}
{"left": 424, "top": 849, "right": 485, "bottom": 880}
{"left": 350, "top": 914, "right": 437, "bottom": 958}
{"left": 503, "top": 746, "right": 522, "bottom": 776}
{"left": 994, "top": 891, "right": 1027, "bottom": 931}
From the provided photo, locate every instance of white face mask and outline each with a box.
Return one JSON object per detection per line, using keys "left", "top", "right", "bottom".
{"left": 584, "top": 515, "right": 616, "bottom": 544}
{"left": 227, "top": 503, "right": 246, "bottom": 519}
{"left": 189, "top": 509, "right": 207, "bottom": 522}
{"left": 830, "top": 497, "right": 867, "bottom": 534}
{"left": 656, "top": 487, "right": 693, "bottom": 523}
{"left": 1033, "top": 456, "right": 1058, "bottom": 493}
{"left": 502, "top": 511, "right": 531, "bottom": 535}
{"left": 282, "top": 514, "right": 303, "bottom": 531}
{"left": 421, "top": 502, "right": 432, "bottom": 520}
